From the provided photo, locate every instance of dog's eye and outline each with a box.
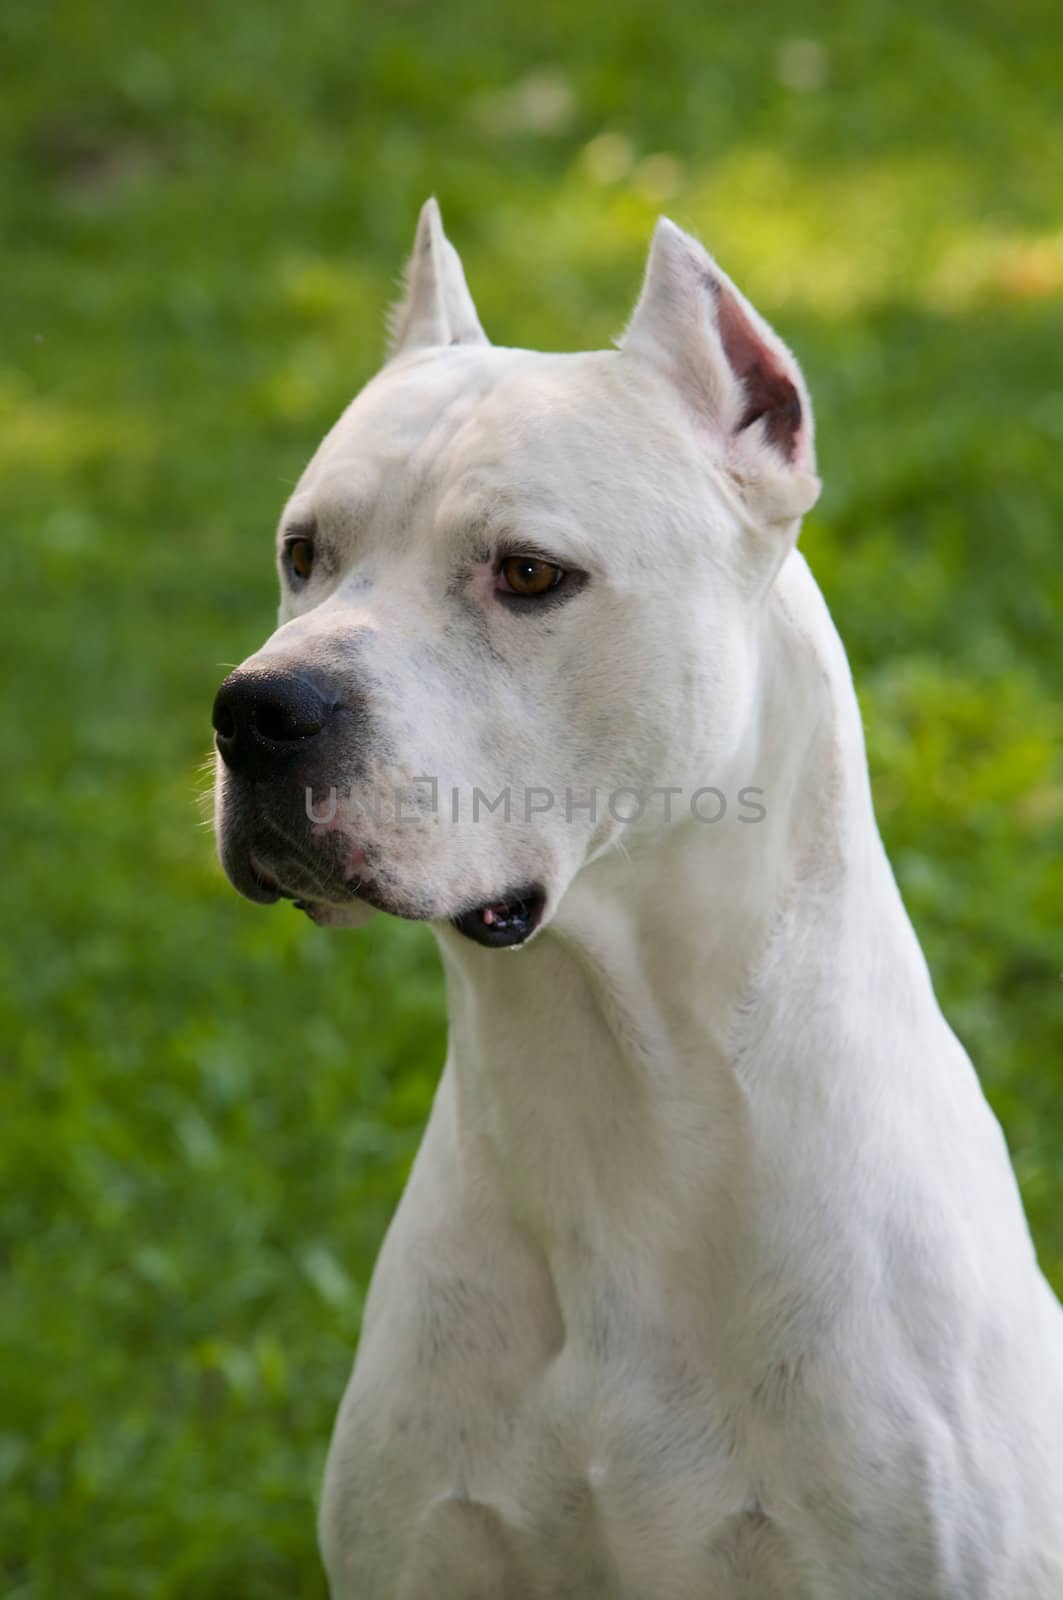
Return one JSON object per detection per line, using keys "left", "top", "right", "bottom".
{"left": 497, "top": 556, "right": 565, "bottom": 598}
{"left": 285, "top": 538, "right": 315, "bottom": 584}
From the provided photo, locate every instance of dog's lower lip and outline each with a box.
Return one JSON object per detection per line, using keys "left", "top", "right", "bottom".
{"left": 247, "top": 855, "right": 284, "bottom": 902}
{"left": 452, "top": 886, "right": 545, "bottom": 949}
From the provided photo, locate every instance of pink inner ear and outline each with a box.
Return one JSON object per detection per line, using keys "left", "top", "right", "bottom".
{"left": 712, "top": 280, "right": 805, "bottom": 464}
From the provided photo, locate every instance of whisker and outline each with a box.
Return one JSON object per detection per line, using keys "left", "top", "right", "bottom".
{"left": 268, "top": 814, "right": 337, "bottom": 899}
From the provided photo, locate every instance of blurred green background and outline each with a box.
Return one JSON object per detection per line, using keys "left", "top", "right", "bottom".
{"left": 2, "top": 0, "right": 1061, "bottom": 1593}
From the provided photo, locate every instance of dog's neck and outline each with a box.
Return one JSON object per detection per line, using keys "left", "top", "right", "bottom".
{"left": 433, "top": 552, "right": 935, "bottom": 1284}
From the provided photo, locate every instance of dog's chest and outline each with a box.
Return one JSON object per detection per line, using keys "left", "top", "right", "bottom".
{"left": 321, "top": 1285, "right": 810, "bottom": 1599}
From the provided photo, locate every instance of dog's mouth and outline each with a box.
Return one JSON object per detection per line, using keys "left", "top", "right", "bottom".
{"left": 451, "top": 886, "right": 545, "bottom": 949}
{"left": 248, "top": 843, "right": 544, "bottom": 949}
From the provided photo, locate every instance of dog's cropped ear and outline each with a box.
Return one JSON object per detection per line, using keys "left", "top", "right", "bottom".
{"left": 388, "top": 198, "right": 489, "bottom": 358}
{"left": 621, "top": 219, "right": 820, "bottom": 527}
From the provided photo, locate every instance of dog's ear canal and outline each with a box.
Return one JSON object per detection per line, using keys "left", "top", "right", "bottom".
{"left": 621, "top": 218, "right": 820, "bottom": 522}
{"left": 387, "top": 198, "right": 489, "bottom": 358}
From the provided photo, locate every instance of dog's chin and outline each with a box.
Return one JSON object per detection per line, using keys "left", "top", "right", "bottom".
{"left": 294, "top": 898, "right": 378, "bottom": 930}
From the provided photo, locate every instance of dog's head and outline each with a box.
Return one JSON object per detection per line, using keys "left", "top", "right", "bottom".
{"left": 212, "top": 201, "right": 820, "bottom": 947}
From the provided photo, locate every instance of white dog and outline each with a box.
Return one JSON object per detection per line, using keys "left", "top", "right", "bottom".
{"left": 213, "top": 201, "right": 1063, "bottom": 1597}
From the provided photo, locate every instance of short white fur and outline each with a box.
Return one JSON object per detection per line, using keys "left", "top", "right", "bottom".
{"left": 217, "top": 200, "right": 1063, "bottom": 1599}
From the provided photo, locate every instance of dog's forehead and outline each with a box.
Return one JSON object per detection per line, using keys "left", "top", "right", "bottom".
{"left": 289, "top": 345, "right": 663, "bottom": 541}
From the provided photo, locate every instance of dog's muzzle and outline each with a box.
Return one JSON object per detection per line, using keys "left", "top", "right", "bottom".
{"left": 212, "top": 662, "right": 370, "bottom": 910}
{"left": 212, "top": 666, "right": 548, "bottom": 947}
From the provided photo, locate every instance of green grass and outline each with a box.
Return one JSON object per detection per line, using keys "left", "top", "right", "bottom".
{"left": 2, "top": 1, "right": 1061, "bottom": 1593}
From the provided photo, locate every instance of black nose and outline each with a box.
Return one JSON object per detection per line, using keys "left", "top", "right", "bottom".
{"left": 212, "top": 667, "right": 333, "bottom": 779}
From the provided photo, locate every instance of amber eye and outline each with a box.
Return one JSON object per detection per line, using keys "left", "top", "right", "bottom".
{"left": 498, "top": 555, "right": 565, "bottom": 597}
{"left": 286, "top": 538, "right": 315, "bottom": 583}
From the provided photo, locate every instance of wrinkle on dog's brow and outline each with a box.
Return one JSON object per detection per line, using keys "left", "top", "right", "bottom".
{"left": 296, "top": 467, "right": 379, "bottom": 536}
{"left": 435, "top": 491, "right": 603, "bottom": 577}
